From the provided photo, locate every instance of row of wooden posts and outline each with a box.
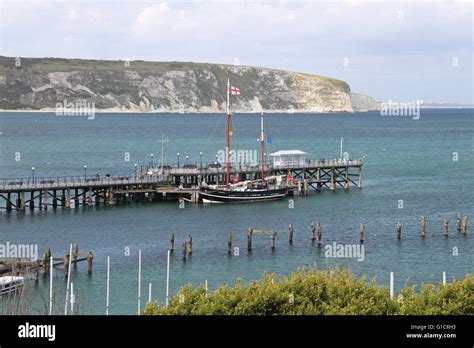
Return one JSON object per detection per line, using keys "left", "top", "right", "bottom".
{"left": 166, "top": 214, "right": 468, "bottom": 257}
{"left": 3, "top": 244, "right": 94, "bottom": 281}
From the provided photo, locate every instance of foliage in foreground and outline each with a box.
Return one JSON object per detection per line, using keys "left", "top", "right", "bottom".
{"left": 143, "top": 268, "right": 474, "bottom": 315}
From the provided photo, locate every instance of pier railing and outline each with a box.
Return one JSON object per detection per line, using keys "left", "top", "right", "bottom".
{"left": 0, "top": 159, "right": 362, "bottom": 191}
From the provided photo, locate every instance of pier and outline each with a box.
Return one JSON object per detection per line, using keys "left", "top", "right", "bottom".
{"left": 0, "top": 159, "right": 362, "bottom": 211}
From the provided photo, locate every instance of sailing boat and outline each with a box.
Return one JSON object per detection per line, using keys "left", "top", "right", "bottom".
{"left": 200, "top": 79, "right": 288, "bottom": 203}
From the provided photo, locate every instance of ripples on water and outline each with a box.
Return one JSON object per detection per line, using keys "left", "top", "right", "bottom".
{"left": 0, "top": 110, "right": 472, "bottom": 314}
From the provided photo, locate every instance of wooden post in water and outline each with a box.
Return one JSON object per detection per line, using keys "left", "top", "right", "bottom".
{"left": 288, "top": 224, "right": 293, "bottom": 244}
{"left": 457, "top": 213, "right": 462, "bottom": 232}
{"left": 188, "top": 234, "right": 193, "bottom": 255}
{"left": 87, "top": 252, "right": 93, "bottom": 274}
{"left": 443, "top": 219, "right": 449, "bottom": 237}
{"left": 271, "top": 231, "right": 277, "bottom": 251}
{"left": 72, "top": 243, "right": 78, "bottom": 264}
{"left": 182, "top": 241, "right": 187, "bottom": 261}
{"left": 359, "top": 224, "right": 364, "bottom": 244}
{"left": 34, "top": 260, "right": 40, "bottom": 282}
{"left": 43, "top": 248, "right": 51, "bottom": 275}
{"left": 64, "top": 252, "right": 69, "bottom": 277}
{"left": 247, "top": 228, "right": 253, "bottom": 251}
{"left": 462, "top": 216, "right": 468, "bottom": 235}
{"left": 420, "top": 216, "right": 427, "bottom": 238}
{"left": 317, "top": 222, "right": 322, "bottom": 246}
{"left": 169, "top": 234, "right": 174, "bottom": 253}
{"left": 310, "top": 223, "right": 316, "bottom": 242}
{"left": 227, "top": 232, "right": 232, "bottom": 255}
{"left": 396, "top": 220, "right": 402, "bottom": 240}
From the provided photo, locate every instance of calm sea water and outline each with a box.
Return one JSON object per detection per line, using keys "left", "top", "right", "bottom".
{"left": 0, "top": 110, "right": 472, "bottom": 314}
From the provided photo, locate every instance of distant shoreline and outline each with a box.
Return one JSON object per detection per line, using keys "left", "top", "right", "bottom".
{"left": 0, "top": 107, "right": 471, "bottom": 114}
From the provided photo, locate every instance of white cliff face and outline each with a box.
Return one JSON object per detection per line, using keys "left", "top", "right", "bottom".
{"left": 351, "top": 93, "right": 381, "bottom": 112}
{"left": 0, "top": 56, "right": 354, "bottom": 113}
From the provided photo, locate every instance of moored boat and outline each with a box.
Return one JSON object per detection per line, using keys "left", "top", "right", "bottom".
{"left": 200, "top": 79, "right": 288, "bottom": 204}
{"left": 0, "top": 276, "right": 25, "bottom": 296}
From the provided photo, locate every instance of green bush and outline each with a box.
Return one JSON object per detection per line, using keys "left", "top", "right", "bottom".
{"left": 143, "top": 268, "right": 473, "bottom": 315}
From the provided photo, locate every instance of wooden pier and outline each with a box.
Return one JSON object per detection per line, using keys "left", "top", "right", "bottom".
{"left": 0, "top": 159, "right": 362, "bottom": 211}
{"left": 0, "top": 244, "right": 93, "bottom": 280}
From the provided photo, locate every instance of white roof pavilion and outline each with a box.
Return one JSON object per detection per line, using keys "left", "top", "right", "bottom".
{"left": 269, "top": 150, "right": 307, "bottom": 167}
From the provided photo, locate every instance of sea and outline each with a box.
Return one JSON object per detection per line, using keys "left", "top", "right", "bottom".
{"left": 0, "top": 109, "right": 472, "bottom": 314}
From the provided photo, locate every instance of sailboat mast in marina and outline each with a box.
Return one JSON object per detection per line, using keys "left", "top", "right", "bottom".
{"left": 199, "top": 78, "right": 288, "bottom": 203}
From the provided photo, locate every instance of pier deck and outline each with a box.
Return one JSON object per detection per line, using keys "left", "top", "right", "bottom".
{"left": 0, "top": 159, "right": 362, "bottom": 211}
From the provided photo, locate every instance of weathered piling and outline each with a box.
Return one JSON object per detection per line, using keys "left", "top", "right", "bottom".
{"left": 396, "top": 220, "right": 402, "bottom": 239}
{"left": 87, "top": 252, "right": 93, "bottom": 274}
{"left": 310, "top": 223, "right": 316, "bottom": 242}
{"left": 271, "top": 231, "right": 277, "bottom": 251}
{"left": 359, "top": 224, "right": 365, "bottom": 244}
{"left": 188, "top": 234, "right": 193, "bottom": 255}
{"left": 317, "top": 222, "right": 322, "bottom": 246}
{"left": 420, "top": 216, "right": 427, "bottom": 238}
{"left": 64, "top": 252, "right": 70, "bottom": 277}
{"left": 34, "top": 260, "right": 40, "bottom": 281}
{"left": 457, "top": 213, "right": 462, "bottom": 232}
{"left": 247, "top": 228, "right": 253, "bottom": 251}
{"left": 182, "top": 241, "right": 187, "bottom": 261}
{"left": 227, "top": 232, "right": 232, "bottom": 255}
{"left": 443, "top": 219, "right": 449, "bottom": 237}
{"left": 288, "top": 224, "right": 294, "bottom": 244}
{"left": 169, "top": 233, "right": 174, "bottom": 253}
{"left": 462, "top": 216, "right": 468, "bottom": 235}
{"left": 43, "top": 248, "right": 51, "bottom": 275}
{"left": 72, "top": 243, "right": 78, "bottom": 264}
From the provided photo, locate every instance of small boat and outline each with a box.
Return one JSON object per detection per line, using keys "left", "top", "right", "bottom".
{"left": 0, "top": 276, "right": 25, "bottom": 296}
{"left": 200, "top": 79, "right": 288, "bottom": 204}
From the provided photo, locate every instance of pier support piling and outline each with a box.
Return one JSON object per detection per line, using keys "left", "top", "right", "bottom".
{"left": 271, "top": 231, "right": 277, "bottom": 251}
{"left": 188, "top": 234, "right": 192, "bottom": 255}
{"left": 29, "top": 191, "right": 35, "bottom": 210}
{"left": 227, "top": 232, "right": 232, "bottom": 255}
{"left": 317, "top": 222, "right": 322, "bottom": 246}
{"left": 396, "top": 220, "right": 402, "bottom": 240}
{"left": 182, "top": 241, "right": 187, "bottom": 261}
{"left": 288, "top": 224, "right": 293, "bottom": 244}
{"left": 247, "top": 228, "right": 253, "bottom": 252}
{"left": 457, "top": 213, "right": 462, "bottom": 232}
{"left": 169, "top": 234, "right": 175, "bottom": 253}
{"left": 64, "top": 252, "right": 70, "bottom": 277}
{"left": 420, "top": 216, "right": 427, "bottom": 238}
{"left": 87, "top": 252, "right": 93, "bottom": 274}
{"left": 462, "top": 216, "right": 468, "bottom": 235}
{"left": 359, "top": 224, "right": 365, "bottom": 244}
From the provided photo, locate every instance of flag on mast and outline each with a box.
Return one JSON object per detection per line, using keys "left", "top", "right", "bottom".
{"left": 231, "top": 86, "right": 240, "bottom": 95}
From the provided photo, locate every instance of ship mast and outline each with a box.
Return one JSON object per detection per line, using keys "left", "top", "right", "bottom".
{"left": 260, "top": 111, "right": 265, "bottom": 181}
{"left": 225, "top": 78, "right": 230, "bottom": 188}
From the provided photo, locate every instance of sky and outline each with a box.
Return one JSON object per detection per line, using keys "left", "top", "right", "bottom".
{"left": 0, "top": 0, "right": 472, "bottom": 103}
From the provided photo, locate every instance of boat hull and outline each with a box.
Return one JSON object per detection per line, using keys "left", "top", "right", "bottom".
{"left": 200, "top": 187, "right": 288, "bottom": 204}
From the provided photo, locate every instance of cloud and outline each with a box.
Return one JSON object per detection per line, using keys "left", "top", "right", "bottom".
{"left": 0, "top": 0, "right": 471, "bottom": 102}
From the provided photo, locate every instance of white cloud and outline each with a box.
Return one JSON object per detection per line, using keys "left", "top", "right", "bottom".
{"left": 0, "top": 0, "right": 471, "bottom": 102}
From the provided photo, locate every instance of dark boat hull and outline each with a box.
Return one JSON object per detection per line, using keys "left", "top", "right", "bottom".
{"left": 200, "top": 187, "right": 288, "bottom": 203}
